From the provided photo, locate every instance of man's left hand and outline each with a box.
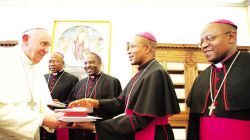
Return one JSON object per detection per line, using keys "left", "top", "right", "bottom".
{"left": 72, "top": 122, "right": 95, "bottom": 131}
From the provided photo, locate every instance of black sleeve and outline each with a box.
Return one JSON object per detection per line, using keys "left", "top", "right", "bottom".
{"left": 63, "top": 77, "right": 79, "bottom": 104}
{"left": 98, "top": 98, "right": 125, "bottom": 115}
{"left": 113, "top": 78, "right": 122, "bottom": 97}
{"left": 95, "top": 113, "right": 153, "bottom": 140}
{"left": 187, "top": 112, "right": 200, "bottom": 140}
{"left": 65, "top": 83, "right": 79, "bottom": 105}
{"left": 70, "top": 77, "right": 79, "bottom": 91}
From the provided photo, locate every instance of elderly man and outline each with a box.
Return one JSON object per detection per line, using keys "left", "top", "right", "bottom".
{"left": 45, "top": 52, "right": 79, "bottom": 104}
{"left": 41, "top": 52, "right": 79, "bottom": 140}
{"left": 68, "top": 32, "right": 180, "bottom": 140}
{"left": 0, "top": 28, "right": 65, "bottom": 140}
{"left": 187, "top": 19, "right": 250, "bottom": 140}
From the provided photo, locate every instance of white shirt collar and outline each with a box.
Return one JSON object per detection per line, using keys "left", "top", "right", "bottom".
{"left": 214, "top": 62, "right": 223, "bottom": 68}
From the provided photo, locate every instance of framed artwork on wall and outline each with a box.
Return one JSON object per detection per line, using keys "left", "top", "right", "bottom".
{"left": 52, "top": 20, "right": 112, "bottom": 79}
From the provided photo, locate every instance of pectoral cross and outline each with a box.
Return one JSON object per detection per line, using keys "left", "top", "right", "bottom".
{"left": 208, "top": 102, "right": 216, "bottom": 116}
{"left": 27, "top": 97, "right": 37, "bottom": 111}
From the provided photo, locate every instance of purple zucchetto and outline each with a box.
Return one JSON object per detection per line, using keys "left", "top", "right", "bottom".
{"left": 210, "top": 19, "right": 237, "bottom": 29}
{"left": 136, "top": 32, "right": 157, "bottom": 42}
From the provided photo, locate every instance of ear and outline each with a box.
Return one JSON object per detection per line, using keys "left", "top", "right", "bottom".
{"left": 22, "top": 34, "right": 29, "bottom": 44}
{"left": 144, "top": 44, "right": 151, "bottom": 54}
{"left": 228, "top": 32, "right": 237, "bottom": 43}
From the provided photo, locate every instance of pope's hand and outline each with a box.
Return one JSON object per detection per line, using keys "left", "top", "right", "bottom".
{"left": 42, "top": 114, "right": 68, "bottom": 129}
{"left": 52, "top": 99, "right": 60, "bottom": 103}
{"left": 68, "top": 98, "right": 99, "bottom": 108}
{"left": 72, "top": 122, "right": 95, "bottom": 131}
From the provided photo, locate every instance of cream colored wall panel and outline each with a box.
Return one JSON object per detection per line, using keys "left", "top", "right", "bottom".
{"left": 166, "top": 62, "right": 184, "bottom": 70}
{"left": 170, "top": 74, "right": 185, "bottom": 84}
{"left": 175, "top": 89, "right": 185, "bottom": 99}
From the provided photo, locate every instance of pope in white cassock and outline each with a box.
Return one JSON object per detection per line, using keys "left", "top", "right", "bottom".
{"left": 0, "top": 28, "right": 65, "bottom": 140}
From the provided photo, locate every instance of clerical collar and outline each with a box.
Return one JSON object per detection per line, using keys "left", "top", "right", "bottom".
{"left": 214, "top": 63, "right": 223, "bottom": 68}
{"left": 89, "top": 72, "right": 102, "bottom": 79}
{"left": 52, "top": 70, "right": 64, "bottom": 76}
{"left": 138, "top": 59, "right": 155, "bottom": 71}
{"left": 212, "top": 51, "right": 238, "bottom": 68}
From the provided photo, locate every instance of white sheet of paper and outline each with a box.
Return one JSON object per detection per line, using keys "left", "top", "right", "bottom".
{"left": 59, "top": 116, "right": 102, "bottom": 122}
{"left": 54, "top": 107, "right": 93, "bottom": 113}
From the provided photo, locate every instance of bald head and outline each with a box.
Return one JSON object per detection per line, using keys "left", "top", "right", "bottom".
{"left": 204, "top": 23, "right": 237, "bottom": 34}
{"left": 51, "top": 52, "right": 64, "bottom": 62}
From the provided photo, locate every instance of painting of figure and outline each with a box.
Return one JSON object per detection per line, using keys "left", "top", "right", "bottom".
{"left": 52, "top": 21, "right": 111, "bottom": 79}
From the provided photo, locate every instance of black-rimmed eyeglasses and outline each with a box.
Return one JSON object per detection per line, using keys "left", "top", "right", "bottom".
{"left": 198, "top": 31, "right": 233, "bottom": 48}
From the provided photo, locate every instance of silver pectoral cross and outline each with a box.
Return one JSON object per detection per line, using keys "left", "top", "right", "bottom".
{"left": 27, "top": 98, "right": 37, "bottom": 111}
{"left": 208, "top": 102, "right": 216, "bottom": 116}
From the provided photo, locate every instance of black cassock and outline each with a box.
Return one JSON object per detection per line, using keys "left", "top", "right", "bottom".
{"left": 41, "top": 71, "right": 79, "bottom": 140}
{"left": 187, "top": 51, "right": 250, "bottom": 140}
{"left": 67, "top": 72, "right": 122, "bottom": 140}
{"left": 45, "top": 70, "right": 79, "bottom": 103}
{"left": 94, "top": 59, "right": 180, "bottom": 140}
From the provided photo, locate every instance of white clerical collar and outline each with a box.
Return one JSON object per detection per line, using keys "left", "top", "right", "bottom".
{"left": 214, "top": 62, "right": 223, "bottom": 68}
{"left": 52, "top": 73, "right": 58, "bottom": 76}
{"left": 89, "top": 72, "right": 102, "bottom": 79}
{"left": 52, "top": 70, "right": 64, "bottom": 76}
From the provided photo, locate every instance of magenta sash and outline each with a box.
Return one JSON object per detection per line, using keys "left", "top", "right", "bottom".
{"left": 126, "top": 109, "right": 168, "bottom": 140}
{"left": 200, "top": 117, "right": 250, "bottom": 140}
{"left": 56, "top": 128, "right": 69, "bottom": 140}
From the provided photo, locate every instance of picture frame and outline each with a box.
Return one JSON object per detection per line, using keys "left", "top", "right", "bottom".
{"left": 52, "top": 20, "right": 112, "bottom": 79}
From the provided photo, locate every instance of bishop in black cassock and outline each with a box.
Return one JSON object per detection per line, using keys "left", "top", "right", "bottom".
{"left": 187, "top": 19, "right": 250, "bottom": 140}
{"left": 67, "top": 52, "right": 122, "bottom": 140}
{"left": 41, "top": 52, "right": 79, "bottom": 140}
{"left": 68, "top": 32, "right": 180, "bottom": 140}
{"left": 95, "top": 59, "right": 180, "bottom": 140}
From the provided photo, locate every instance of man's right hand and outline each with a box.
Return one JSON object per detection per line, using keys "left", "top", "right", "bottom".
{"left": 68, "top": 98, "right": 99, "bottom": 109}
{"left": 42, "top": 114, "right": 68, "bottom": 129}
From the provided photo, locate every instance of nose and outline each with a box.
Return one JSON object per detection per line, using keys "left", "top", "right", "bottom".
{"left": 44, "top": 47, "right": 49, "bottom": 54}
{"left": 40, "top": 48, "right": 49, "bottom": 56}
{"left": 84, "top": 63, "right": 90, "bottom": 68}
{"left": 127, "top": 48, "right": 132, "bottom": 55}
{"left": 199, "top": 40, "right": 210, "bottom": 49}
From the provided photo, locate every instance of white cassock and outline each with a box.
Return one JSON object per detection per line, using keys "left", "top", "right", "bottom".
{"left": 0, "top": 46, "right": 54, "bottom": 140}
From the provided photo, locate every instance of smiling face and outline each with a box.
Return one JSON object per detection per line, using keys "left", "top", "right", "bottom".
{"left": 127, "top": 36, "right": 150, "bottom": 66}
{"left": 200, "top": 23, "right": 237, "bottom": 63}
{"left": 83, "top": 53, "right": 102, "bottom": 76}
{"left": 49, "top": 52, "right": 64, "bottom": 73}
{"left": 22, "top": 28, "right": 51, "bottom": 64}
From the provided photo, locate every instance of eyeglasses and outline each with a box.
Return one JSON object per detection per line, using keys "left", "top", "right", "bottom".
{"left": 49, "top": 60, "right": 62, "bottom": 63}
{"left": 198, "top": 31, "right": 232, "bottom": 48}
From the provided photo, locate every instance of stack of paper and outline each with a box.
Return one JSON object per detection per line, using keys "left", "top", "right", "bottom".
{"left": 54, "top": 107, "right": 102, "bottom": 122}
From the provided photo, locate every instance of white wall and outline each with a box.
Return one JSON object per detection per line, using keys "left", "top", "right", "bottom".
{"left": 0, "top": 1, "right": 249, "bottom": 87}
